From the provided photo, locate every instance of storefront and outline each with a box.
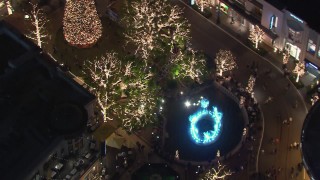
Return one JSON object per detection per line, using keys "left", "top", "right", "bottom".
{"left": 285, "top": 42, "right": 301, "bottom": 60}
{"left": 305, "top": 59, "right": 320, "bottom": 79}
{"left": 219, "top": 2, "right": 229, "bottom": 14}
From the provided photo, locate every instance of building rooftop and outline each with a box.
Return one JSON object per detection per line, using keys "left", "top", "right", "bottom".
{"left": 0, "top": 21, "right": 95, "bottom": 179}
{"left": 265, "top": 0, "right": 320, "bottom": 32}
{"left": 301, "top": 100, "right": 320, "bottom": 179}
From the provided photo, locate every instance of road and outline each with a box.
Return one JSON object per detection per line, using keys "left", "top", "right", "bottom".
{"left": 176, "top": 1, "right": 308, "bottom": 179}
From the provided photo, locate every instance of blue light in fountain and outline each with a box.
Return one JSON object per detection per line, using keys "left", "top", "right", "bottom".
{"left": 189, "top": 98, "right": 223, "bottom": 145}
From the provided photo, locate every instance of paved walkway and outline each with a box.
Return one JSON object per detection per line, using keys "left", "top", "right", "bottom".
{"left": 176, "top": 1, "right": 309, "bottom": 179}
{"left": 3, "top": 0, "right": 307, "bottom": 179}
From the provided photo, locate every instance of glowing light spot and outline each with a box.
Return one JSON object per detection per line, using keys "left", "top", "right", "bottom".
{"left": 189, "top": 98, "right": 223, "bottom": 145}
{"left": 185, "top": 100, "right": 191, "bottom": 107}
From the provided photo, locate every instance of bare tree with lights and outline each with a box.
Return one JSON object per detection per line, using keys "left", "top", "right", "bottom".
{"left": 202, "top": 150, "right": 233, "bottom": 180}
{"left": 120, "top": 66, "right": 160, "bottom": 132}
{"left": 167, "top": 49, "right": 207, "bottom": 85}
{"left": 122, "top": 85, "right": 159, "bottom": 132}
{"left": 123, "top": 0, "right": 190, "bottom": 65}
{"left": 282, "top": 49, "right": 290, "bottom": 65}
{"left": 5, "top": 0, "right": 13, "bottom": 15}
{"left": 85, "top": 52, "right": 159, "bottom": 131}
{"left": 249, "top": 25, "right": 265, "bottom": 49}
{"left": 63, "top": 0, "right": 102, "bottom": 48}
{"left": 25, "top": 2, "right": 48, "bottom": 48}
{"left": 85, "top": 52, "right": 126, "bottom": 122}
{"left": 246, "top": 75, "right": 256, "bottom": 97}
{"left": 293, "top": 61, "right": 305, "bottom": 82}
{"left": 215, "top": 49, "right": 237, "bottom": 77}
{"left": 195, "top": 0, "right": 211, "bottom": 12}
{"left": 239, "top": 96, "right": 246, "bottom": 107}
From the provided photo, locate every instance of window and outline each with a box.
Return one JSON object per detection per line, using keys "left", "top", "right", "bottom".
{"left": 269, "top": 15, "right": 278, "bottom": 30}
{"left": 288, "top": 28, "right": 301, "bottom": 43}
{"left": 307, "top": 39, "right": 316, "bottom": 55}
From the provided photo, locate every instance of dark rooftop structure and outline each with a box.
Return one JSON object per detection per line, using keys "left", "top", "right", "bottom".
{"left": 132, "top": 163, "right": 180, "bottom": 180}
{"left": 301, "top": 100, "right": 320, "bottom": 180}
{"left": 0, "top": 21, "right": 95, "bottom": 179}
{"left": 265, "top": 0, "right": 320, "bottom": 32}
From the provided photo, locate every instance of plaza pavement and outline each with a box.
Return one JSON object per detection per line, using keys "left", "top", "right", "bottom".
{"left": 4, "top": 1, "right": 311, "bottom": 179}
{"left": 176, "top": 1, "right": 310, "bottom": 179}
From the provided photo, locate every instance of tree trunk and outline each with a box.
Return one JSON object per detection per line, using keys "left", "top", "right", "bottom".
{"left": 295, "top": 74, "right": 300, "bottom": 83}
{"left": 6, "top": 0, "right": 13, "bottom": 15}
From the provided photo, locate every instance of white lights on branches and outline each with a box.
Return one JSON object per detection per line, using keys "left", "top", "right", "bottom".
{"left": 249, "top": 25, "right": 265, "bottom": 49}
{"left": 293, "top": 61, "right": 305, "bottom": 82}
{"left": 215, "top": 49, "right": 237, "bottom": 77}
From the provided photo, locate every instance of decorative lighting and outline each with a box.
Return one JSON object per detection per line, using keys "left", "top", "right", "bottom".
{"left": 185, "top": 100, "right": 191, "bottom": 107}
{"left": 189, "top": 98, "right": 223, "bottom": 145}
{"left": 63, "top": 0, "right": 102, "bottom": 48}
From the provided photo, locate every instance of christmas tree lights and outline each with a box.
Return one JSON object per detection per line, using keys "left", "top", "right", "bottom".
{"left": 63, "top": 0, "right": 102, "bottom": 48}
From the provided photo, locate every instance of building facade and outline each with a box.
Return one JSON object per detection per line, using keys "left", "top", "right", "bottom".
{"left": 192, "top": 0, "right": 320, "bottom": 80}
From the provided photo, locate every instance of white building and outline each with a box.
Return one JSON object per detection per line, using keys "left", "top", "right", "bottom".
{"left": 259, "top": 0, "right": 320, "bottom": 79}
{"left": 193, "top": 0, "right": 320, "bottom": 79}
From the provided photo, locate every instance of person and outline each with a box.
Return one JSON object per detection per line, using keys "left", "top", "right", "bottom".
{"left": 289, "top": 117, "right": 293, "bottom": 124}
{"left": 264, "top": 96, "right": 273, "bottom": 104}
{"left": 282, "top": 119, "right": 288, "bottom": 125}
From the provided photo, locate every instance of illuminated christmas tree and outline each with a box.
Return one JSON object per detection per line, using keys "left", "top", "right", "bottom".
{"left": 63, "top": 0, "right": 102, "bottom": 48}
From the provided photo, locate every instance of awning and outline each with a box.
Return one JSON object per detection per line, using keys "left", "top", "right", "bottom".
{"left": 287, "top": 20, "right": 304, "bottom": 32}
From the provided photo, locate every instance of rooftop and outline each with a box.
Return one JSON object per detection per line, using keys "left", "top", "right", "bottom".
{"left": 265, "top": 0, "right": 320, "bottom": 32}
{"left": 0, "top": 21, "right": 95, "bottom": 179}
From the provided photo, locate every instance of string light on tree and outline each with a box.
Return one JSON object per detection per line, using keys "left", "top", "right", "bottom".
{"left": 282, "top": 49, "right": 290, "bottom": 65}
{"left": 25, "top": 2, "right": 49, "bottom": 48}
{"left": 63, "top": 0, "right": 102, "bottom": 48}
{"left": 85, "top": 52, "right": 126, "bottom": 122}
{"left": 215, "top": 49, "right": 237, "bottom": 77}
{"left": 195, "top": 0, "right": 211, "bottom": 12}
{"left": 293, "top": 61, "right": 305, "bottom": 82}
{"left": 202, "top": 150, "right": 234, "bottom": 180}
{"left": 5, "top": 0, "right": 14, "bottom": 15}
{"left": 246, "top": 75, "right": 256, "bottom": 97}
{"left": 166, "top": 49, "right": 207, "bottom": 85}
{"left": 123, "top": 0, "right": 190, "bottom": 64}
{"left": 249, "top": 25, "right": 265, "bottom": 49}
